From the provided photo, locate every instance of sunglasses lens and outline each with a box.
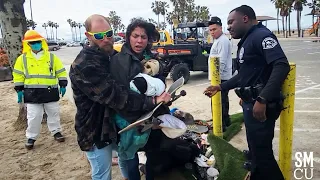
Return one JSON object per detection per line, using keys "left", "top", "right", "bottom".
{"left": 93, "top": 33, "right": 104, "bottom": 40}
{"left": 29, "top": 41, "right": 41, "bottom": 45}
{"left": 106, "top": 30, "right": 113, "bottom": 37}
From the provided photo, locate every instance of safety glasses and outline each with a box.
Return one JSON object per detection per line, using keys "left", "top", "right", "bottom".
{"left": 87, "top": 29, "right": 113, "bottom": 40}
{"left": 28, "top": 40, "right": 41, "bottom": 45}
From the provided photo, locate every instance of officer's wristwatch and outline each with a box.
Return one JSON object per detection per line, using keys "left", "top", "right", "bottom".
{"left": 256, "top": 96, "right": 267, "bottom": 104}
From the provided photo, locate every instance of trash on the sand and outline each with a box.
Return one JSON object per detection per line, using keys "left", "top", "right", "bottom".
{"left": 138, "top": 152, "right": 147, "bottom": 164}
{"left": 207, "top": 167, "right": 219, "bottom": 179}
{"left": 158, "top": 114, "right": 187, "bottom": 138}
{"left": 201, "top": 134, "right": 209, "bottom": 145}
{"left": 205, "top": 147, "right": 212, "bottom": 157}
{"left": 195, "top": 154, "right": 210, "bottom": 167}
{"left": 206, "top": 155, "right": 215, "bottom": 166}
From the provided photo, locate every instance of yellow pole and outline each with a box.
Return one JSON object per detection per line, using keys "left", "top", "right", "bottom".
{"left": 279, "top": 63, "right": 296, "bottom": 180}
{"left": 210, "top": 57, "right": 223, "bottom": 138}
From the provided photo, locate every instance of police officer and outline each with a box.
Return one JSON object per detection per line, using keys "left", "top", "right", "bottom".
{"left": 204, "top": 5, "right": 290, "bottom": 180}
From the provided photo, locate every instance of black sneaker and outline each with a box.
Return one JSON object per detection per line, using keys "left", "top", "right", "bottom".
{"left": 243, "top": 161, "right": 252, "bottom": 171}
{"left": 25, "top": 139, "right": 36, "bottom": 150}
{"left": 243, "top": 150, "right": 252, "bottom": 160}
{"left": 53, "top": 132, "right": 65, "bottom": 142}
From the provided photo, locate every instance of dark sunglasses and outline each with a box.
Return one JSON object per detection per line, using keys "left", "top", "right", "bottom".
{"left": 29, "top": 41, "right": 42, "bottom": 45}
{"left": 87, "top": 29, "right": 113, "bottom": 40}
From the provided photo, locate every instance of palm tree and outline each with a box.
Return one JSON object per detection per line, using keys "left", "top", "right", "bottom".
{"left": 78, "top": 23, "right": 83, "bottom": 41}
{"left": 160, "top": 1, "right": 169, "bottom": 28}
{"left": 26, "top": 19, "right": 36, "bottom": 30}
{"left": 42, "top": 23, "right": 48, "bottom": 39}
{"left": 294, "top": 0, "right": 307, "bottom": 37}
{"left": 67, "top": 19, "right": 74, "bottom": 41}
{"left": 53, "top": 23, "right": 59, "bottom": 40}
{"left": 186, "top": 3, "right": 196, "bottom": 22}
{"left": 151, "top": 1, "right": 162, "bottom": 28}
{"left": 286, "top": 0, "right": 295, "bottom": 36}
{"left": 72, "top": 21, "right": 78, "bottom": 41}
{"left": 46, "top": 21, "right": 52, "bottom": 40}
{"left": 198, "top": 6, "right": 210, "bottom": 21}
{"left": 0, "top": 0, "right": 28, "bottom": 129}
{"left": 271, "top": 0, "right": 282, "bottom": 34}
{"left": 279, "top": 2, "right": 288, "bottom": 37}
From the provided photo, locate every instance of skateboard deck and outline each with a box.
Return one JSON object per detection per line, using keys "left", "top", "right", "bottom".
{"left": 118, "top": 76, "right": 185, "bottom": 134}
{"left": 186, "top": 124, "right": 209, "bottom": 134}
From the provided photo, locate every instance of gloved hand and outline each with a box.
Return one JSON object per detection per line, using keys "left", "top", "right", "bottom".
{"left": 60, "top": 87, "right": 66, "bottom": 97}
{"left": 17, "top": 91, "right": 23, "bottom": 103}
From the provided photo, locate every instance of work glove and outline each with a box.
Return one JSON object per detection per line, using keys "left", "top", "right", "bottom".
{"left": 60, "top": 87, "right": 66, "bottom": 97}
{"left": 17, "top": 91, "right": 23, "bottom": 103}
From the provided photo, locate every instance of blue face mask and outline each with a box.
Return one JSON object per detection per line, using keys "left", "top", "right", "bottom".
{"left": 30, "top": 42, "right": 42, "bottom": 51}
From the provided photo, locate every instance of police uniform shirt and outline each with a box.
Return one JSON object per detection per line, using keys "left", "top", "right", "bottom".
{"left": 236, "top": 22, "right": 287, "bottom": 88}
{"left": 220, "top": 22, "right": 290, "bottom": 101}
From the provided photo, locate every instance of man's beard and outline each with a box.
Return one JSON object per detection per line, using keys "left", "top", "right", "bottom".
{"left": 92, "top": 42, "right": 114, "bottom": 55}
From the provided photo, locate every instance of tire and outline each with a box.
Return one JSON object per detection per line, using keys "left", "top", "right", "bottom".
{"left": 170, "top": 63, "right": 190, "bottom": 83}
{"left": 53, "top": 47, "right": 57, "bottom": 51}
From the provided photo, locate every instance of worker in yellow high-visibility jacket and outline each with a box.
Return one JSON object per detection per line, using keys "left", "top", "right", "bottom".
{"left": 12, "top": 30, "right": 68, "bottom": 150}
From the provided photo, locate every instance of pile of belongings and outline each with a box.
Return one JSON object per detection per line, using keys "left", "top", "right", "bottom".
{"left": 138, "top": 108, "right": 220, "bottom": 180}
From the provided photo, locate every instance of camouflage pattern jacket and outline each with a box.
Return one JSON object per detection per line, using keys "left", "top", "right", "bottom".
{"left": 69, "top": 46, "right": 156, "bottom": 151}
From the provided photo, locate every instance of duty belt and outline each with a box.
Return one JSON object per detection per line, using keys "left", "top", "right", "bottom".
{"left": 234, "top": 83, "right": 264, "bottom": 103}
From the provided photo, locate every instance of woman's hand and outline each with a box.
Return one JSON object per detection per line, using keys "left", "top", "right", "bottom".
{"left": 155, "top": 92, "right": 171, "bottom": 104}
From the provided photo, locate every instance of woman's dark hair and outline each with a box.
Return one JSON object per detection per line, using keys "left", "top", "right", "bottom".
{"left": 125, "top": 19, "right": 160, "bottom": 51}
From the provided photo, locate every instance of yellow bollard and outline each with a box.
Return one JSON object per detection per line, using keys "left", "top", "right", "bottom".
{"left": 279, "top": 63, "right": 296, "bottom": 180}
{"left": 210, "top": 57, "right": 223, "bottom": 138}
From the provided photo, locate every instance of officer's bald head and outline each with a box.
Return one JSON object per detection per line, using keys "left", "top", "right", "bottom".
{"left": 227, "top": 5, "right": 258, "bottom": 39}
{"left": 230, "top": 5, "right": 256, "bottom": 21}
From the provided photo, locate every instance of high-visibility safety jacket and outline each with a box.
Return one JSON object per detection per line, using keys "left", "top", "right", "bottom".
{"left": 13, "top": 51, "right": 68, "bottom": 103}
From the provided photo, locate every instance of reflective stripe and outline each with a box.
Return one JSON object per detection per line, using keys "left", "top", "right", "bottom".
{"left": 13, "top": 69, "right": 25, "bottom": 75}
{"left": 28, "top": 75, "right": 56, "bottom": 79}
{"left": 14, "top": 82, "right": 24, "bottom": 86}
{"left": 23, "top": 53, "right": 55, "bottom": 79}
{"left": 24, "top": 84, "right": 58, "bottom": 88}
{"left": 58, "top": 77, "right": 67, "bottom": 80}
{"left": 56, "top": 68, "right": 66, "bottom": 74}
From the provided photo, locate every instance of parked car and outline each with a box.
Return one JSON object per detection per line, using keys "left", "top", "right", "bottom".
{"left": 47, "top": 41, "right": 60, "bottom": 51}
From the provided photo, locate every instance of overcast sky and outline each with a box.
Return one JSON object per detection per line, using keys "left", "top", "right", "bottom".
{"left": 22, "top": 0, "right": 315, "bottom": 41}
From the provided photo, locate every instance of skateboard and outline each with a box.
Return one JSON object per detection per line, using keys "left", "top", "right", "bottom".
{"left": 186, "top": 124, "right": 209, "bottom": 134}
{"left": 118, "top": 76, "right": 185, "bottom": 134}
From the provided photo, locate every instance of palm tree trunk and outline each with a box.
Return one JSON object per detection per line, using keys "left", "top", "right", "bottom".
{"left": 56, "top": 28, "right": 58, "bottom": 40}
{"left": 45, "top": 28, "right": 48, "bottom": 39}
{"left": 79, "top": 27, "right": 81, "bottom": 41}
{"left": 51, "top": 27, "right": 53, "bottom": 40}
{"left": 277, "top": 8, "right": 280, "bottom": 34}
{"left": 163, "top": 15, "right": 166, "bottom": 28}
{"left": 74, "top": 27, "right": 78, "bottom": 41}
{"left": 282, "top": 16, "right": 285, "bottom": 38}
{"left": 70, "top": 27, "right": 74, "bottom": 41}
{"left": 285, "top": 16, "right": 288, "bottom": 38}
{"left": 0, "top": 0, "right": 30, "bottom": 130}
{"left": 289, "top": 13, "right": 291, "bottom": 36}
{"left": 157, "top": 14, "right": 160, "bottom": 28}
{"left": 297, "top": 11, "right": 300, "bottom": 37}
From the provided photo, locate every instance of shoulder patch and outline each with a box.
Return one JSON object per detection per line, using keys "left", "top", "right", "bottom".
{"left": 262, "top": 37, "right": 278, "bottom": 49}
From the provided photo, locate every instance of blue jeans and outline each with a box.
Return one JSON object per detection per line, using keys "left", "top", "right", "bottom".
{"left": 120, "top": 153, "right": 141, "bottom": 180}
{"left": 85, "top": 143, "right": 128, "bottom": 180}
